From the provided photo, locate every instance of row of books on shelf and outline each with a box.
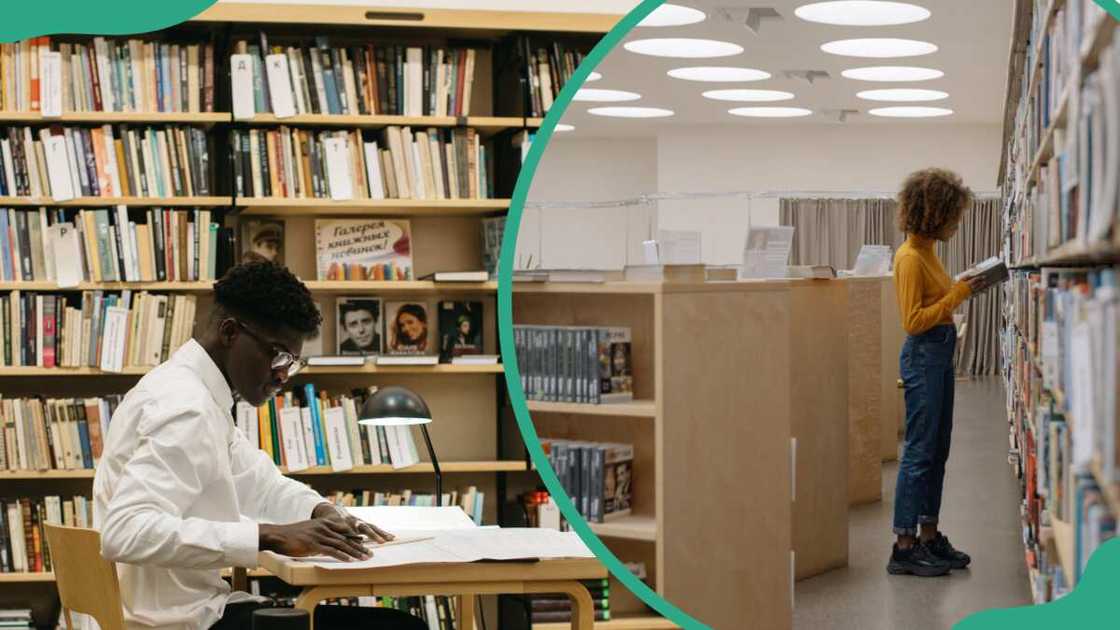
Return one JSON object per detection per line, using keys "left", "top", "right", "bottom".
{"left": 0, "top": 36, "right": 216, "bottom": 115}
{"left": 0, "top": 124, "right": 212, "bottom": 200}
{"left": 539, "top": 439, "right": 632, "bottom": 525}
{"left": 514, "top": 39, "right": 587, "bottom": 119}
{"left": 0, "top": 291, "right": 197, "bottom": 370}
{"left": 235, "top": 385, "right": 424, "bottom": 473}
{"left": 532, "top": 580, "right": 612, "bottom": 624}
{"left": 230, "top": 125, "right": 490, "bottom": 201}
{"left": 232, "top": 36, "right": 479, "bottom": 118}
{"left": 0, "top": 495, "right": 92, "bottom": 574}
{"left": 512, "top": 325, "right": 633, "bottom": 404}
{"left": 0, "top": 207, "right": 232, "bottom": 284}
{"left": 0, "top": 396, "right": 118, "bottom": 471}
{"left": 257, "top": 591, "right": 461, "bottom": 630}
{"left": 323, "top": 487, "right": 485, "bottom": 526}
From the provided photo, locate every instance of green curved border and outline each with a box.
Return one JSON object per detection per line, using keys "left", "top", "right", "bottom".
{"left": 0, "top": 1, "right": 217, "bottom": 43}
{"left": 496, "top": 1, "right": 709, "bottom": 628}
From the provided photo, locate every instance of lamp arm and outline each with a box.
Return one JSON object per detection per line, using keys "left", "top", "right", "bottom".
{"left": 420, "top": 424, "right": 442, "bottom": 507}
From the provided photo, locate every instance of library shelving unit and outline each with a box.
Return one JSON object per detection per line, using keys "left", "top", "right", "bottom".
{"left": 0, "top": 3, "right": 617, "bottom": 627}
{"left": 999, "top": 0, "right": 1120, "bottom": 604}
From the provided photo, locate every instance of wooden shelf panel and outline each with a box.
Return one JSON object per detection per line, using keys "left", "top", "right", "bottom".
{"left": 0, "top": 281, "right": 213, "bottom": 292}
{"left": 1010, "top": 239, "right": 1120, "bottom": 268}
{"left": 535, "top": 615, "right": 678, "bottom": 630}
{"left": 235, "top": 198, "right": 509, "bottom": 216}
{"left": 0, "top": 112, "right": 230, "bottom": 124}
{"left": 0, "top": 196, "right": 229, "bottom": 207}
{"left": 1025, "top": 0, "right": 1065, "bottom": 105}
{"left": 240, "top": 114, "right": 528, "bottom": 133}
{"left": 303, "top": 280, "right": 496, "bottom": 293}
{"left": 192, "top": 4, "right": 618, "bottom": 34}
{"left": 1081, "top": 10, "right": 1117, "bottom": 71}
{"left": 0, "top": 366, "right": 148, "bottom": 376}
{"left": 0, "top": 461, "right": 528, "bottom": 480}
{"left": 1050, "top": 516, "right": 1075, "bottom": 584}
{"left": 513, "top": 282, "right": 662, "bottom": 295}
{"left": 527, "top": 400, "right": 656, "bottom": 418}
{"left": 587, "top": 515, "right": 657, "bottom": 542}
{"left": 0, "top": 363, "right": 501, "bottom": 377}
{"left": 0, "top": 572, "right": 56, "bottom": 582}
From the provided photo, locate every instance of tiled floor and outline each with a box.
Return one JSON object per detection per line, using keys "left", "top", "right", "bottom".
{"left": 794, "top": 377, "right": 1031, "bottom": 630}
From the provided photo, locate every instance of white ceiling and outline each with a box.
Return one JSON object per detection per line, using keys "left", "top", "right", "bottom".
{"left": 555, "top": 0, "right": 1014, "bottom": 138}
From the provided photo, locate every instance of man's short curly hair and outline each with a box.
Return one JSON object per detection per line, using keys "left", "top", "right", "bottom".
{"left": 896, "top": 168, "right": 973, "bottom": 238}
{"left": 214, "top": 260, "right": 322, "bottom": 336}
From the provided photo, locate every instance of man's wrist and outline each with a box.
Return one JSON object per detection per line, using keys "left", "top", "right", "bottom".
{"left": 258, "top": 523, "right": 278, "bottom": 552}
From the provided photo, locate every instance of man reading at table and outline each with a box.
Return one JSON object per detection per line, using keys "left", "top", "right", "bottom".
{"left": 94, "top": 261, "right": 427, "bottom": 629}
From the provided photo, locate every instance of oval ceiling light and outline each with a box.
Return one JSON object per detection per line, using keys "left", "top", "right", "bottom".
{"left": 572, "top": 88, "right": 642, "bottom": 102}
{"left": 795, "top": 1, "right": 930, "bottom": 26}
{"left": 637, "top": 3, "right": 706, "bottom": 27}
{"left": 728, "top": 107, "right": 813, "bottom": 118}
{"left": 869, "top": 106, "right": 953, "bottom": 117}
{"left": 857, "top": 88, "right": 948, "bottom": 101}
{"left": 668, "top": 66, "right": 771, "bottom": 82}
{"left": 703, "top": 89, "right": 795, "bottom": 102}
{"left": 588, "top": 106, "right": 676, "bottom": 118}
{"left": 554, "top": 123, "right": 575, "bottom": 132}
{"left": 624, "top": 38, "right": 744, "bottom": 59}
{"left": 586, "top": 72, "right": 603, "bottom": 82}
{"left": 842, "top": 66, "right": 944, "bottom": 82}
{"left": 821, "top": 38, "right": 938, "bottom": 58}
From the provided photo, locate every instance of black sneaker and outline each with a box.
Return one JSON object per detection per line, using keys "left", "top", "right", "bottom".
{"left": 886, "top": 542, "right": 952, "bottom": 577}
{"left": 927, "top": 533, "right": 971, "bottom": 569}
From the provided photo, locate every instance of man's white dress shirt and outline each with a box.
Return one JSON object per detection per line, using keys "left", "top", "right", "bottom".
{"left": 93, "top": 339, "right": 323, "bottom": 629}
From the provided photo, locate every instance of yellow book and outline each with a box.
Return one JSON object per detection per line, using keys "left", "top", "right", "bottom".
{"left": 258, "top": 403, "right": 272, "bottom": 458}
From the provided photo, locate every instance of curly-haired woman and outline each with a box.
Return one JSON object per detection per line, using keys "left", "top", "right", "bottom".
{"left": 887, "top": 168, "right": 984, "bottom": 577}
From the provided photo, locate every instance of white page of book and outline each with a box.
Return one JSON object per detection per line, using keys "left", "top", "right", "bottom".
{"left": 44, "top": 135, "right": 75, "bottom": 201}
{"left": 99, "top": 306, "right": 129, "bottom": 373}
{"left": 386, "top": 425, "right": 420, "bottom": 469}
{"left": 41, "top": 51, "right": 63, "bottom": 118}
{"left": 346, "top": 505, "right": 476, "bottom": 532}
{"left": 364, "top": 142, "right": 385, "bottom": 200}
{"left": 323, "top": 406, "right": 354, "bottom": 472}
{"left": 265, "top": 54, "right": 296, "bottom": 119}
{"left": 230, "top": 54, "right": 256, "bottom": 120}
{"left": 48, "top": 223, "right": 83, "bottom": 287}
{"left": 1070, "top": 320, "right": 1095, "bottom": 470}
{"left": 323, "top": 136, "right": 354, "bottom": 200}
{"left": 280, "top": 407, "right": 309, "bottom": 472}
{"left": 298, "top": 528, "right": 593, "bottom": 570}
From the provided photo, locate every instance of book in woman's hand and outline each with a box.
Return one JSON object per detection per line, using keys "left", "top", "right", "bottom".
{"left": 955, "top": 256, "right": 1009, "bottom": 294}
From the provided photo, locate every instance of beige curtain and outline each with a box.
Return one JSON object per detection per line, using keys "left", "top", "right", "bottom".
{"left": 779, "top": 197, "right": 1002, "bottom": 376}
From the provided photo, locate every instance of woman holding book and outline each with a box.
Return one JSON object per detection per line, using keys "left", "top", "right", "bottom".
{"left": 887, "top": 168, "right": 984, "bottom": 577}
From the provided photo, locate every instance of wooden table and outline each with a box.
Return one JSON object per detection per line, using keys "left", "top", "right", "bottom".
{"left": 256, "top": 552, "right": 608, "bottom": 630}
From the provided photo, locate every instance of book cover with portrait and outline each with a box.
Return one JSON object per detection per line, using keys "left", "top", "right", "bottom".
{"left": 336, "top": 297, "right": 383, "bottom": 356}
{"left": 438, "top": 300, "right": 483, "bottom": 362}
{"left": 314, "top": 218, "right": 413, "bottom": 281}
{"left": 385, "top": 300, "right": 434, "bottom": 355}
{"left": 598, "top": 327, "right": 633, "bottom": 403}
{"left": 241, "top": 218, "right": 285, "bottom": 265}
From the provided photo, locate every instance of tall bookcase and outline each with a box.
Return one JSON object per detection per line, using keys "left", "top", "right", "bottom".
{"left": 1000, "top": 0, "right": 1119, "bottom": 603}
{"left": 0, "top": 4, "right": 616, "bottom": 626}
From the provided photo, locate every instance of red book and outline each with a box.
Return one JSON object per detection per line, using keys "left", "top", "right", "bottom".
{"left": 84, "top": 399, "right": 104, "bottom": 463}
{"left": 454, "top": 49, "right": 467, "bottom": 117}
{"left": 42, "top": 294, "right": 55, "bottom": 368}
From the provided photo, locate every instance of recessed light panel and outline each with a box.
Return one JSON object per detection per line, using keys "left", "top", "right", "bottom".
{"left": 638, "top": 3, "right": 706, "bottom": 27}
{"left": 703, "top": 89, "right": 795, "bottom": 102}
{"left": 728, "top": 107, "right": 813, "bottom": 118}
{"left": 554, "top": 124, "right": 575, "bottom": 132}
{"left": 795, "top": 1, "right": 930, "bottom": 26}
{"left": 588, "top": 106, "right": 676, "bottom": 118}
{"left": 667, "top": 66, "right": 771, "bottom": 82}
{"left": 821, "top": 38, "right": 938, "bottom": 58}
{"left": 624, "top": 38, "right": 744, "bottom": 59}
{"left": 572, "top": 88, "right": 642, "bottom": 102}
{"left": 586, "top": 72, "right": 603, "bottom": 82}
{"left": 857, "top": 88, "right": 948, "bottom": 102}
{"left": 842, "top": 66, "right": 944, "bottom": 82}
{"left": 869, "top": 106, "right": 953, "bottom": 117}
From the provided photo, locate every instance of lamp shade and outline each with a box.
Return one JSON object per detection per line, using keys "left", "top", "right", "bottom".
{"left": 357, "top": 386, "right": 432, "bottom": 426}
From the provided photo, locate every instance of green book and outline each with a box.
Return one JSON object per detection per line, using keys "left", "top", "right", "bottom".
{"left": 267, "top": 397, "right": 281, "bottom": 466}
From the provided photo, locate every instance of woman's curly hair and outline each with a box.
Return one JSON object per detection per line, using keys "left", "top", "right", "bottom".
{"left": 214, "top": 260, "right": 322, "bottom": 336}
{"left": 896, "top": 168, "right": 973, "bottom": 238}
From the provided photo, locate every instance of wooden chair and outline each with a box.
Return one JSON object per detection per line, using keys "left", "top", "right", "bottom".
{"left": 43, "top": 523, "right": 126, "bottom": 630}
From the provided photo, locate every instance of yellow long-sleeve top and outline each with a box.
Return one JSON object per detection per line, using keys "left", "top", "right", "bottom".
{"left": 894, "top": 234, "right": 972, "bottom": 336}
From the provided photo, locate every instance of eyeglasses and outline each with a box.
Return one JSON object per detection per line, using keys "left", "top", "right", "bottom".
{"left": 234, "top": 320, "right": 307, "bottom": 378}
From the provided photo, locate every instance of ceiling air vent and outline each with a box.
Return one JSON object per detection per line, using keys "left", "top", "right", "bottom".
{"left": 781, "top": 70, "right": 831, "bottom": 85}
{"left": 715, "top": 7, "right": 784, "bottom": 35}
{"left": 820, "top": 109, "right": 861, "bottom": 123}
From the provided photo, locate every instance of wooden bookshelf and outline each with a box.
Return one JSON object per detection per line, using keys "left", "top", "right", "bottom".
{"left": 302, "top": 280, "right": 497, "bottom": 293}
{"left": 526, "top": 400, "right": 657, "bottom": 418}
{"left": 0, "top": 572, "right": 57, "bottom": 583}
{"left": 240, "top": 113, "right": 529, "bottom": 136}
{"left": 0, "top": 196, "right": 230, "bottom": 207}
{"left": 0, "top": 469, "right": 98, "bottom": 480}
{"left": 0, "top": 364, "right": 501, "bottom": 377}
{"left": 234, "top": 198, "right": 509, "bottom": 217}
{"left": 514, "top": 280, "right": 794, "bottom": 630}
{"left": 0, "top": 281, "right": 214, "bottom": 292}
{"left": 0, "top": 112, "right": 230, "bottom": 125}
{"left": 1011, "top": 240, "right": 1120, "bottom": 268}
{"left": 0, "top": 461, "right": 528, "bottom": 480}
{"left": 534, "top": 616, "right": 678, "bottom": 630}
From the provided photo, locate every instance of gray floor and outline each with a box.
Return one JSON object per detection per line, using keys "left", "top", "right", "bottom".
{"left": 794, "top": 377, "right": 1031, "bottom": 630}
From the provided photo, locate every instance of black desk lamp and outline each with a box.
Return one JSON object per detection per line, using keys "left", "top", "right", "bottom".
{"left": 357, "top": 386, "right": 442, "bottom": 506}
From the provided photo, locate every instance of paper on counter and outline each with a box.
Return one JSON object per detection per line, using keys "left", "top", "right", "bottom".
{"left": 346, "top": 505, "right": 477, "bottom": 532}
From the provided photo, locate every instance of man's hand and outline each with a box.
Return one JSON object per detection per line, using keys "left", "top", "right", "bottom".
{"left": 311, "top": 502, "right": 395, "bottom": 544}
{"left": 258, "top": 519, "right": 372, "bottom": 561}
